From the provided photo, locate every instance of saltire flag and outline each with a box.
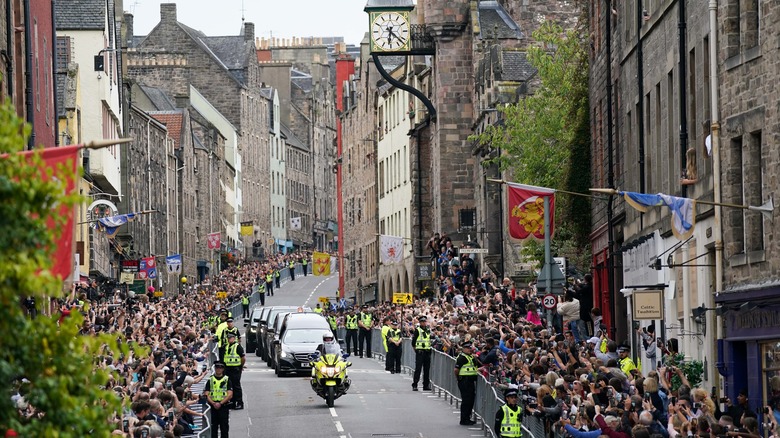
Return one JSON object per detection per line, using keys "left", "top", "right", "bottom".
{"left": 240, "top": 221, "right": 254, "bottom": 236}
{"left": 207, "top": 232, "right": 221, "bottom": 250}
{"left": 620, "top": 191, "right": 696, "bottom": 239}
{"left": 139, "top": 256, "right": 157, "bottom": 279}
{"left": 96, "top": 212, "right": 138, "bottom": 238}
{"left": 313, "top": 251, "right": 331, "bottom": 276}
{"left": 507, "top": 182, "right": 556, "bottom": 240}
{"left": 379, "top": 235, "right": 404, "bottom": 264}
{"left": 290, "top": 217, "right": 302, "bottom": 230}
{"left": 166, "top": 254, "right": 182, "bottom": 274}
{"left": 15, "top": 145, "right": 81, "bottom": 280}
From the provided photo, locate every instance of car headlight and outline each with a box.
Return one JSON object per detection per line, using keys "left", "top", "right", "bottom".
{"left": 248, "top": 327, "right": 256, "bottom": 334}
{"left": 280, "top": 350, "right": 289, "bottom": 358}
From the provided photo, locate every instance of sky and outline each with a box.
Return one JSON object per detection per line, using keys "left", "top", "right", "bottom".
{"left": 130, "top": 0, "right": 370, "bottom": 46}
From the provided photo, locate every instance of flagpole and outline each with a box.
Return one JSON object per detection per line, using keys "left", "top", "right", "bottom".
{"left": 589, "top": 188, "right": 774, "bottom": 216}
{"left": 487, "top": 178, "right": 605, "bottom": 199}
{"left": 76, "top": 209, "right": 158, "bottom": 225}
{"left": 544, "top": 195, "right": 553, "bottom": 331}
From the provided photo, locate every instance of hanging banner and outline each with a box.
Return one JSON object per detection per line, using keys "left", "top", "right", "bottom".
{"left": 290, "top": 217, "right": 302, "bottom": 230}
{"left": 207, "top": 232, "right": 221, "bottom": 250}
{"left": 621, "top": 191, "right": 696, "bottom": 239}
{"left": 240, "top": 221, "right": 254, "bottom": 236}
{"left": 119, "top": 272, "right": 135, "bottom": 284}
{"left": 166, "top": 254, "right": 182, "bottom": 274}
{"left": 313, "top": 252, "right": 331, "bottom": 276}
{"left": 507, "top": 182, "right": 556, "bottom": 241}
{"left": 139, "top": 256, "right": 157, "bottom": 279}
{"left": 379, "top": 235, "right": 404, "bottom": 264}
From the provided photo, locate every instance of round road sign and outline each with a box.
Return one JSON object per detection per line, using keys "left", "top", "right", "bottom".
{"left": 542, "top": 294, "right": 557, "bottom": 310}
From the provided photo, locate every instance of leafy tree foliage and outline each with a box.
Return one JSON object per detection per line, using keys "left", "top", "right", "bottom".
{"left": 0, "top": 98, "right": 128, "bottom": 436}
{"left": 470, "top": 20, "right": 591, "bottom": 270}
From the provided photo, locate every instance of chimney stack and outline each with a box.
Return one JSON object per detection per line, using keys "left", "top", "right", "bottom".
{"left": 243, "top": 22, "right": 255, "bottom": 42}
{"left": 124, "top": 13, "right": 134, "bottom": 47}
{"left": 160, "top": 3, "right": 177, "bottom": 23}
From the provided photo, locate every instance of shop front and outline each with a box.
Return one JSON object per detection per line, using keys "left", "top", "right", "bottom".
{"left": 716, "top": 286, "right": 780, "bottom": 412}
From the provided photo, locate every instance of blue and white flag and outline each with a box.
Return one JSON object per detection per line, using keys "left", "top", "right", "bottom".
{"left": 621, "top": 191, "right": 696, "bottom": 239}
{"left": 96, "top": 212, "right": 138, "bottom": 238}
{"left": 166, "top": 254, "right": 182, "bottom": 274}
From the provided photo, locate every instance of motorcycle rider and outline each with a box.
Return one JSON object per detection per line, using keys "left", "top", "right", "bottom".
{"left": 315, "top": 332, "right": 343, "bottom": 357}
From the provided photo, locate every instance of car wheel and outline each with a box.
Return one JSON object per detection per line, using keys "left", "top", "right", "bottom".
{"left": 246, "top": 342, "right": 255, "bottom": 354}
{"left": 255, "top": 345, "right": 262, "bottom": 357}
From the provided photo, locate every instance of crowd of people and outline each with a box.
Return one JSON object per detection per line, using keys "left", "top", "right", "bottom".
{"left": 12, "top": 251, "right": 320, "bottom": 437}
{"left": 322, "top": 268, "right": 780, "bottom": 438}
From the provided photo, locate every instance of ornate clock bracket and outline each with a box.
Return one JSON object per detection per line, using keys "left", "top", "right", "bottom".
{"left": 372, "top": 53, "right": 436, "bottom": 121}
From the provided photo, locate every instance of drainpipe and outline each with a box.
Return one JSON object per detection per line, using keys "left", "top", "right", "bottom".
{"left": 4, "top": 0, "right": 12, "bottom": 97}
{"left": 23, "top": 0, "right": 34, "bottom": 149}
{"left": 51, "top": 0, "right": 59, "bottom": 145}
{"left": 605, "top": 0, "right": 617, "bottom": 336}
{"left": 147, "top": 116, "right": 152, "bottom": 256}
{"left": 678, "top": 0, "right": 689, "bottom": 198}
{"left": 708, "top": 0, "right": 724, "bottom": 391}
{"left": 637, "top": 0, "right": 646, "bottom": 198}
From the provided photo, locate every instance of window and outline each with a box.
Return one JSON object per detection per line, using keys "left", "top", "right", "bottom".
{"left": 762, "top": 341, "right": 780, "bottom": 405}
{"left": 56, "top": 36, "right": 71, "bottom": 72}
{"left": 459, "top": 209, "right": 476, "bottom": 230}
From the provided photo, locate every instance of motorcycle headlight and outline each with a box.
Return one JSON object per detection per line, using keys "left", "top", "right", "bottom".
{"left": 320, "top": 366, "right": 337, "bottom": 377}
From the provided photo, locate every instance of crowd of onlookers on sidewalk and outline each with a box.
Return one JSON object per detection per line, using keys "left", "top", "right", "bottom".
{"left": 12, "top": 250, "right": 328, "bottom": 437}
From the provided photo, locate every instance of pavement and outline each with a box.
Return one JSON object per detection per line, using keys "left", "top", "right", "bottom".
{"left": 227, "top": 272, "right": 486, "bottom": 438}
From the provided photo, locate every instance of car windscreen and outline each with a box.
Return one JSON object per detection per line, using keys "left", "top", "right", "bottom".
{"left": 283, "top": 329, "right": 332, "bottom": 344}
{"left": 252, "top": 310, "right": 263, "bottom": 322}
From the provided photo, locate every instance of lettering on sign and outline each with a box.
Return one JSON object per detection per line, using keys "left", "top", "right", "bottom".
{"left": 736, "top": 310, "right": 780, "bottom": 330}
{"left": 632, "top": 290, "right": 663, "bottom": 320}
{"left": 542, "top": 294, "right": 557, "bottom": 310}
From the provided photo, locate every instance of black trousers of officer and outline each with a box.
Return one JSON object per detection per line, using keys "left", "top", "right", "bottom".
{"left": 225, "top": 367, "right": 242, "bottom": 406}
{"left": 289, "top": 267, "right": 295, "bottom": 280}
{"left": 302, "top": 264, "right": 307, "bottom": 276}
{"left": 413, "top": 350, "right": 431, "bottom": 388}
{"left": 242, "top": 304, "right": 249, "bottom": 318}
{"left": 345, "top": 329, "right": 359, "bottom": 355}
{"left": 258, "top": 292, "right": 265, "bottom": 306}
{"left": 211, "top": 403, "right": 229, "bottom": 437}
{"left": 266, "top": 281, "right": 274, "bottom": 296}
{"left": 359, "top": 329, "right": 372, "bottom": 357}
{"left": 387, "top": 343, "right": 402, "bottom": 373}
{"left": 274, "top": 276, "right": 280, "bottom": 289}
{"left": 458, "top": 376, "right": 477, "bottom": 423}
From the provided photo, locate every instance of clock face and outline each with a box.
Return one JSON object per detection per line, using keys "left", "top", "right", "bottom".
{"left": 371, "top": 11, "right": 410, "bottom": 52}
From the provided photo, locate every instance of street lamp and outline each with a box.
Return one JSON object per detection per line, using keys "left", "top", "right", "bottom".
{"left": 179, "top": 275, "right": 188, "bottom": 295}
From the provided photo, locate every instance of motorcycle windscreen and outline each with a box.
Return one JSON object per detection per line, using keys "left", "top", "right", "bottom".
{"left": 323, "top": 343, "right": 341, "bottom": 356}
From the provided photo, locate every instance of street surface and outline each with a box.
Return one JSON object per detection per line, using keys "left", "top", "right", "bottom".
{"left": 232, "top": 273, "right": 482, "bottom": 438}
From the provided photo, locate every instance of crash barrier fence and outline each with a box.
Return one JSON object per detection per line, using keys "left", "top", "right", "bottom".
{"left": 187, "top": 288, "right": 264, "bottom": 437}
{"left": 368, "top": 329, "right": 563, "bottom": 438}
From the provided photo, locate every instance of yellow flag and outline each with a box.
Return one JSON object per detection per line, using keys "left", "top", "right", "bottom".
{"left": 240, "top": 221, "right": 253, "bottom": 236}
{"left": 313, "top": 252, "right": 331, "bottom": 276}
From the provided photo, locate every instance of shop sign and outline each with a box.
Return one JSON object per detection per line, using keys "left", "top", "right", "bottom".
{"left": 632, "top": 290, "right": 664, "bottom": 320}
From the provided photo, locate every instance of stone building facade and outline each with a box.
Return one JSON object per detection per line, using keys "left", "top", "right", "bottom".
{"left": 340, "top": 41, "right": 379, "bottom": 302}
{"left": 282, "top": 124, "right": 311, "bottom": 250}
{"left": 585, "top": 0, "right": 779, "bottom": 396}
{"left": 714, "top": 0, "right": 780, "bottom": 408}
{"left": 122, "top": 105, "right": 175, "bottom": 292}
{"left": 125, "top": 4, "right": 270, "bottom": 254}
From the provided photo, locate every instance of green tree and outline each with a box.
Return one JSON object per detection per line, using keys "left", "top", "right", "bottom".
{"left": 0, "top": 98, "right": 129, "bottom": 436}
{"left": 470, "top": 19, "right": 591, "bottom": 269}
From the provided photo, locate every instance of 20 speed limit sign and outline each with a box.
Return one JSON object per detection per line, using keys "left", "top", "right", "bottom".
{"left": 542, "top": 294, "right": 557, "bottom": 310}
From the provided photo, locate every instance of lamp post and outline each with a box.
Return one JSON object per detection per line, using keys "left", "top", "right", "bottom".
{"left": 179, "top": 275, "right": 188, "bottom": 296}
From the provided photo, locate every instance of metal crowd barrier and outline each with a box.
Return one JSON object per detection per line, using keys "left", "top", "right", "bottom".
{"left": 369, "top": 329, "right": 561, "bottom": 438}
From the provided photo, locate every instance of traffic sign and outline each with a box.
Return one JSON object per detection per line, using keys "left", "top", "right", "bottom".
{"left": 216, "top": 291, "right": 227, "bottom": 299}
{"left": 459, "top": 248, "right": 489, "bottom": 254}
{"left": 392, "top": 293, "right": 413, "bottom": 304}
{"left": 318, "top": 296, "right": 330, "bottom": 304}
{"left": 542, "top": 294, "right": 557, "bottom": 310}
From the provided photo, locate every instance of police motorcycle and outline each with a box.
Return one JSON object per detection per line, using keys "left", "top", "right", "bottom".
{"left": 309, "top": 334, "right": 351, "bottom": 407}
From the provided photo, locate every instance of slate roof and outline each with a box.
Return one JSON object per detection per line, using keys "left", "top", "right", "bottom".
{"left": 149, "top": 111, "right": 184, "bottom": 149}
{"left": 477, "top": 1, "right": 522, "bottom": 40}
{"left": 280, "top": 124, "right": 308, "bottom": 152}
{"left": 258, "top": 88, "right": 273, "bottom": 100}
{"left": 55, "top": 0, "right": 105, "bottom": 30}
{"left": 501, "top": 51, "right": 536, "bottom": 82}
{"left": 377, "top": 56, "right": 405, "bottom": 72}
{"left": 131, "top": 36, "right": 146, "bottom": 48}
{"left": 137, "top": 84, "right": 177, "bottom": 111}
{"left": 202, "top": 36, "right": 250, "bottom": 70}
